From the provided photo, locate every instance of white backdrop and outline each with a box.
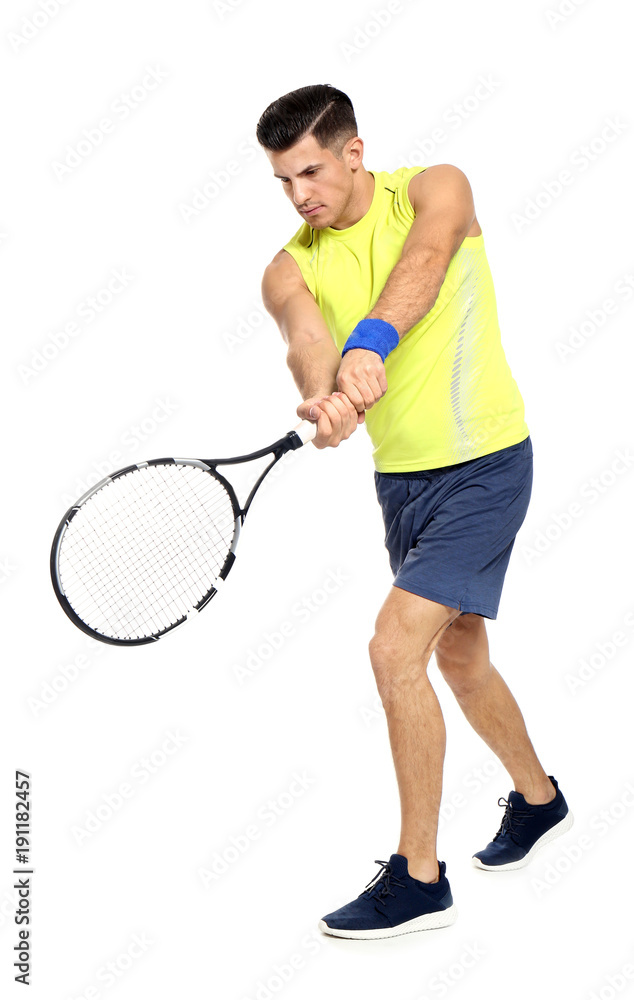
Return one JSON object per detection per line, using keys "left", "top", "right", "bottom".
{"left": 3, "top": 0, "right": 633, "bottom": 996}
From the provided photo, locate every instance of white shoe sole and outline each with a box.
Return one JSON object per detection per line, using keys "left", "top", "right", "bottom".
{"left": 472, "top": 811, "right": 575, "bottom": 872}
{"left": 318, "top": 903, "right": 457, "bottom": 940}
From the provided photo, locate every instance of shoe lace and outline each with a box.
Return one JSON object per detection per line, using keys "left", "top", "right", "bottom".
{"left": 493, "top": 796, "right": 531, "bottom": 843}
{"left": 362, "top": 860, "right": 406, "bottom": 905}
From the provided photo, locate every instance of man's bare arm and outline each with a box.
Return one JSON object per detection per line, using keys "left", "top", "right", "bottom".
{"left": 368, "top": 163, "right": 476, "bottom": 335}
{"left": 262, "top": 249, "right": 341, "bottom": 400}
{"left": 336, "top": 164, "right": 476, "bottom": 413}
{"left": 262, "top": 249, "right": 360, "bottom": 448}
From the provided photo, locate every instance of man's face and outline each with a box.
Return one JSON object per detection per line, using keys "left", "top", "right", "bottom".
{"left": 265, "top": 133, "right": 359, "bottom": 230}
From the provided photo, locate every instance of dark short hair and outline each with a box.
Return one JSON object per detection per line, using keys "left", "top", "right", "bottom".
{"left": 256, "top": 84, "right": 358, "bottom": 155}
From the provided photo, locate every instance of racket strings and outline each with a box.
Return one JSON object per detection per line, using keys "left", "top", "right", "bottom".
{"left": 76, "top": 471, "right": 233, "bottom": 623}
{"left": 57, "top": 463, "right": 237, "bottom": 640}
{"left": 61, "top": 471, "right": 233, "bottom": 636}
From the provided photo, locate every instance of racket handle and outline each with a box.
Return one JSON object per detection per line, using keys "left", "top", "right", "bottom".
{"left": 292, "top": 419, "right": 318, "bottom": 445}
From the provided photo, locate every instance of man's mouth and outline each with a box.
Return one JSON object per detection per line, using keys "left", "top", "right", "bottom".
{"left": 300, "top": 205, "right": 323, "bottom": 216}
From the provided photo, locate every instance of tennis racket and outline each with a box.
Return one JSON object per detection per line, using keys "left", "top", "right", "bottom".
{"left": 50, "top": 419, "right": 317, "bottom": 646}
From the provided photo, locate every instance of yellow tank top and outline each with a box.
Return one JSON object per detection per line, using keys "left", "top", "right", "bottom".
{"left": 283, "top": 166, "right": 529, "bottom": 472}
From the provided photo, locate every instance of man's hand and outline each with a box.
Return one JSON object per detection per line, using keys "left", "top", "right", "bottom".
{"left": 297, "top": 391, "right": 363, "bottom": 450}
{"left": 335, "top": 348, "right": 388, "bottom": 416}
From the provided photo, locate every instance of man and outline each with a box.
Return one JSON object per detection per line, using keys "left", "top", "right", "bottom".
{"left": 257, "top": 84, "right": 572, "bottom": 940}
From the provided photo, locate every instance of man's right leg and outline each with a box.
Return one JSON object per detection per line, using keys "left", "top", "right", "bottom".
{"left": 318, "top": 585, "right": 460, "bottom": 938}
{"left": 368, "top": 585, "right": 461, "bottom": 883}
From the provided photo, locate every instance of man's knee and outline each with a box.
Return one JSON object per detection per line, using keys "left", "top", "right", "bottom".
{"left": 368, "top": 632, "right": 403, "bottom": 681}
{"left": 369, "top": 597, "right": 459, "bottom": 693}
{"left": 369, "top": 633, "right": 427, "bottom": 702}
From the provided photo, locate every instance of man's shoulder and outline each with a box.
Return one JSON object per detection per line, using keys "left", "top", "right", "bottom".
{"left": 406, "top": 164, "right": 473, "bottom": 204}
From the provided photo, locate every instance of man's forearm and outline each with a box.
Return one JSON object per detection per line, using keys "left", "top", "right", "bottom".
{"left": 368, "top": 251, "right": 446, "bottom": 338}
{"left": 287, "top": 339, "right": 342, "bottom": 400}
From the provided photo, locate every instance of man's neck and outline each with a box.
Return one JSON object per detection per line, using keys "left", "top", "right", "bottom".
{"left": 330, "top": 167, "right": 375, "bottom": 230}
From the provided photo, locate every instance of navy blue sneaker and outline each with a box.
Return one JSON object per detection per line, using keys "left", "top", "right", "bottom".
{"left": 472, "top": 775, "right": 573, "bottom": 871}
{"left": 319, "top": 854, "right": 456, "bottom": 939}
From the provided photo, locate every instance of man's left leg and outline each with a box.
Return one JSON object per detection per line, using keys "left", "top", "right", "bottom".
{"left": 434, "top": 613, "right": 554, "bottom": 803}
{"left": 434, "top": 613, "right": 573, "bottom": 869}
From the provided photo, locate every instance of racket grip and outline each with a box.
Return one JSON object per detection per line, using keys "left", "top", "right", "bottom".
{"left": 292, "top": 419, "right": 318, "bottom": 445}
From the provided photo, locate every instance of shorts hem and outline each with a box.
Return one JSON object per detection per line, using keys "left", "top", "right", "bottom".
{"left": 392, "top": 581, "right": 498, "bottom": 620}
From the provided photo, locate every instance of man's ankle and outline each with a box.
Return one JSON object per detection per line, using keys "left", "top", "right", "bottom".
{"left": 399, "top": 856, "right": 440, "bottom": 884}
{"left": 516, "top": 775, "right": 556, "bottom": 805}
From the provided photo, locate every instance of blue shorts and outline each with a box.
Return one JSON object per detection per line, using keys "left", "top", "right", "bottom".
{"left": 374, "top": 436, "right": 533, "bottom": 620}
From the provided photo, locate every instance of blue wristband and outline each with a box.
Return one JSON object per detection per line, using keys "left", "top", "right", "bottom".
{"left": 341, "top": 318, "right": 400, "bottom": 363}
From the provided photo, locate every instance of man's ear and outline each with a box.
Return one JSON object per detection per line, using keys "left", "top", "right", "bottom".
{"left": 345, "top": 136, "right": 364, "bottom": 171}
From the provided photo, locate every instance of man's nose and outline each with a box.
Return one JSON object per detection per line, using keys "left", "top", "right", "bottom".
{"left": 292, "top": 182, "right": 308, "bottom": 205}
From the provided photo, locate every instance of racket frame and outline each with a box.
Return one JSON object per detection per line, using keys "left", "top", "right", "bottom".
{"left": 50, "top": 424, "right": 312, "bottom": 646}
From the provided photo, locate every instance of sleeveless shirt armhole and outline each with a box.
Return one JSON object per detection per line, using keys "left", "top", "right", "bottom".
{"left": 401, "top": 167, "right": 428, "bottom": 223}
{"left": 282, "top": 242, "right": 317, "bottom": 298}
